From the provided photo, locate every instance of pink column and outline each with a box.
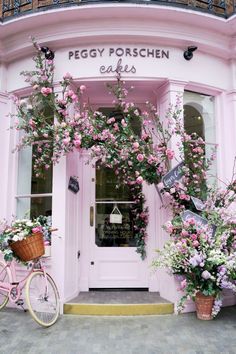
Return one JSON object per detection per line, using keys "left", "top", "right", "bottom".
{"left": 155, "top": 80, "right": 196, "bottom": 311}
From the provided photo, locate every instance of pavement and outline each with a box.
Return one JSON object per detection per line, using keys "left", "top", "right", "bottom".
{"left": 0, "top": 306, "right": 236, "bottom": 354}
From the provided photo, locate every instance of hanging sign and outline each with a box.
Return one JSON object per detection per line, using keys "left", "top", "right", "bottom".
{"left": 162, "top": 161, "right": 184, "bottom": 188}
{"left": 191, "top": 196, "right": 206, "bottom": 211}
{"left": 110, "top": 206, "right": 123, "bottom": 224}
{"left": 181, "top": 210, "right": 216, "bottom": 237}
{"left": 68, "top": 176, "right": 80, "bottom": 194}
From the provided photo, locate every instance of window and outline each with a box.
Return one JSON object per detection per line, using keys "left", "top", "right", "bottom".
{"left": 183, "top": 91, "right": 216, "bottom": 179}
{"left": 15, "top": 103, "right": 53, "bottom": 219}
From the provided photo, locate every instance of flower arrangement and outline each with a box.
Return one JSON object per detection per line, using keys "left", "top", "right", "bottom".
{"left": 11, "top": 38, "right": 180, "bottom": 259}
{"left": 153, "top": 210, "right": 236, "bottom": 317}
{"left": 0, "top": 216, "right": 52, "bottom": 262}
{"left": 11, "top": 37, "right": 236, "bottom": 298}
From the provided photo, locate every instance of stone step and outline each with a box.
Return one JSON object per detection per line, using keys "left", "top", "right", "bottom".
{"left": 63, "top": 291, "right": 174, "bottom": 316}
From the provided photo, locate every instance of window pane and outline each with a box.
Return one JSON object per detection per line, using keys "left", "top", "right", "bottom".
{"left": 96, "top": 203, "right": 136, "bottom": 247}
{"left": 184, "top": 91, "right": 216, "bottom": 182}
{"left": 96, "top": 166, "right": 132, "bottom": 201}
{"left": 16, "top": 197, "right": 52, "bottom": 219}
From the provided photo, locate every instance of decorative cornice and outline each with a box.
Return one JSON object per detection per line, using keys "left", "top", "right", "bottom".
{"left": 0, "top": 5, "right": 235, "bottom": 62}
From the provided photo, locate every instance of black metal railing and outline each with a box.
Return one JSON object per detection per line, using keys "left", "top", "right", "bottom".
{"left": 1, "top": 0, "right": 235, "bottom": 20}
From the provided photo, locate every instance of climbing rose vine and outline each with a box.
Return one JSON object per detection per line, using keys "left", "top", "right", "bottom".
{"left": 11, "top": 39, "right": 180, "bottom": 259}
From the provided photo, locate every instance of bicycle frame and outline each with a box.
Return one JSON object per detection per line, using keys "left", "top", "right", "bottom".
{"left": 0, "top": 258, "right": 47, "bottom": 303}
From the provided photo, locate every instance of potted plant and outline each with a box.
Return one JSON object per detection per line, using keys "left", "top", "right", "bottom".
{"left": 153, "top": 192, "right": 236, "bottom": 320}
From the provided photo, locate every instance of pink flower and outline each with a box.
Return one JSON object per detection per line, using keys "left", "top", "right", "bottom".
{"left": 137, "top": 154, "right": 144, "bottom": 162}
{"left": 41, "top": 87, "right": 53, "bottom": 96}
{"left": 192, "top": 240, "right": 199, "bottom": 247}
{"left": 71, "top": 94, "right": 78, "bottom": 103}
{"left": 74, "top": 139, "right": 81, "bottom": 148}
{"left": 133, "top": 142, "right": 139, "bottom": 149}
{"left": 121, "top": 119, "right": 127, "bottom": 127}
{"left": 80, "top": 85, "right": 86, "bottom": 92}
{"left": 63, "top": 137, "right": 71, "bottom": 145}
{"left": 63, "top": 72, "right": 72, "bottom": 80}
{"left": 180, "top": 279, "right": 187, "bottom": 290}
{"left": 32, "top": 226, "right": 42, "bottom": 234}
{"left": 166, "top": 148, "right": 175, "bottom": 160}
{"left": 107, "top": 117, "right": 115, "bottom": 124}
{"left": 136, "top": 176, "right": 143, "bottom": 184}
{"left": 29, "top": 119, "right": 36, "bottom": 128}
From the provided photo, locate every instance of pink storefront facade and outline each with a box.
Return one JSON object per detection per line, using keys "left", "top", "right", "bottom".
{"left": 1, "top": 3, "right": 236, "bottom": 312}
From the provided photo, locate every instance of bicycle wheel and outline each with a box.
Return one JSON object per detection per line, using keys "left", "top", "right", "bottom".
{"left": 0, "top": 261, "right": 10, "bottom": 310}
{"left": 25, "top": 271, "right": 60, "bottom": 327}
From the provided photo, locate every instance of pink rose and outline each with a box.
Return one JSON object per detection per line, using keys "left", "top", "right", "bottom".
{"left": 136, "top": 176, "right": 143, "bottom": 184}
{"left": 133, "top": 142, "right": 139, "bottom": 149}
{"left": 80, "top": 85, "right": 86, "bottom": 92}
{"left": 166, "top": 148, "right": 175, "bottom": 160}
{"left": 121, "top": 119, "right": 127, "bottom": 127}
{"left": 63, "top": 72, "right": 72, "bottom": 80}
{"left": 41, "top": 87, "right": 53, "bottom": 96}
{"left": 74, "top": 139, "right": 81, "bottom": 148}
{"left": 32, "top": 226, "right": 42, "bottom": 234}
{"left": 137, "top": 154, "right": 144, "bottom": 162}
{"left": 180, "top": 279, "right": 187, "bottom": 290}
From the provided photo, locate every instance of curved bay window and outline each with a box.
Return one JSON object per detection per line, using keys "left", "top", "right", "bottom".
{"left": 183, "top": 91, "right": 216, "bottom": 182}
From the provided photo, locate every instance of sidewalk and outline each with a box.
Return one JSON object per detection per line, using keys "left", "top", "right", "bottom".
{"left": 0, "top": 306, "right": 236, "bottom": 354}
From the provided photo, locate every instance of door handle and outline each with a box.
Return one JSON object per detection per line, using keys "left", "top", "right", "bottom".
{"left": 90, "top": 206, "right": 94, "bottom": 227}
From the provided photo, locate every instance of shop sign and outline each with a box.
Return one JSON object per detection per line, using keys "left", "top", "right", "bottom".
{"left": 68, "top": 176, "right": 80, "bottom": 194}
{"left": 162, "top": 161, "right": 184, "bottom": 188}
{"left": 68, "top": 46, "right": 170, "bottom": 74}
{"left": 191, "top": 196, "right": 205, "bottom": 211}
{"left": 181, "top": 210, "right": 216, "bottom": 237}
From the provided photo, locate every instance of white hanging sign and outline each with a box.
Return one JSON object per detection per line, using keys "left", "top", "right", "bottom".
{"left": 110, "top": 206, "right": 123, "bottom": 224}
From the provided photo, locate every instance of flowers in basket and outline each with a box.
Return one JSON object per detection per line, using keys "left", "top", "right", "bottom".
{"left": 153, "top": 195, "right": 236, "bottom": 318}
{"left": 0, "top": 216, "right": 52, "bottom": 262}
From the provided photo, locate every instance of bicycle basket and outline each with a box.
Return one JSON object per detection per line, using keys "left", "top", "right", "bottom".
{"left": 10, "top": 232, "right": 45, "bottom": 262}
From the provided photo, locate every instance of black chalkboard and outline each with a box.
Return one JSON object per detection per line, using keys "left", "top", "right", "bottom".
{"left": 162, "top": 161, "right": 184, "bottom": 188}
{"left": 181, "top": 210, "right": 216, "bottom": 237}
{"left": 68, "top": 176, "right": 80, "bottom": 194}
{"left": 181, "top": 210, "right": 208, "bottom": 227}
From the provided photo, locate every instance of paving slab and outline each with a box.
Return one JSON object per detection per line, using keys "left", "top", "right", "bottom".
{"left": 0, "top": 306, "right": 236, "bottom": 354}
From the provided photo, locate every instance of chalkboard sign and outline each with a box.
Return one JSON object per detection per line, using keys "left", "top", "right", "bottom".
{"left": 162, "top": 161, "right": 184, "bottom": 188}
{"left": 181, "top": 210, "right": 216, "bottom": 237}
{"left": 191, "top": 196, "right": 205, "bottom": 211}
{"left": 181, "top": 210, "right": 208, "bottom": 227}
{"left": 68, "top": 176, "right": 80, "bottom": 194}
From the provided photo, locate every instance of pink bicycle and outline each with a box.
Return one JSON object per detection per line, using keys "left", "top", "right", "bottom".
{"left": 0, "top": 257, "right": 60, "bottom": 327}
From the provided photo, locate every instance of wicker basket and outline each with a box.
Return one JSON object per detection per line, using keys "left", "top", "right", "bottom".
{"left": 10, "top": 232, "right": 45, "bottom": 262}
{"left": 195, "top": 292, "right": 215, "bottom": 320}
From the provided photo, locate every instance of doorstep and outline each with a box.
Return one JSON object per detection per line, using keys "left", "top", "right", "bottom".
{"left": 63, "top": 291, "right": 174, "bottom": 316}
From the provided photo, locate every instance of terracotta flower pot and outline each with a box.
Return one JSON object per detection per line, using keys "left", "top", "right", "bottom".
{"left": 195, "top": 292, "right": 215, "bottom": 320}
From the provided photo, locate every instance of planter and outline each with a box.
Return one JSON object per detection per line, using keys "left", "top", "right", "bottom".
{"left": 10, "top": 232, "right": 45, "bottom": 262}
{"left": 195, "top": 292, "right": 215, "bottom": 320}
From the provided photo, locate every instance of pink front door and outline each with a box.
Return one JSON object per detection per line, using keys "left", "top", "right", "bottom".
{"left": 89, "top": 164, "right": 149, "bottom": 288}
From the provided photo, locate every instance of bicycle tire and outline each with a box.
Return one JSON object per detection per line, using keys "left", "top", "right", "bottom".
{"left": 25, "top": 270, "right": 60, "bottom": 327}
{"left": 0, "top": 261, "right": 11, "bottom": 310}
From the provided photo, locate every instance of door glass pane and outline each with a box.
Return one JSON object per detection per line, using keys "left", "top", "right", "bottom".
{"left": 95, "top": 165, "right": 136, "bottom": 247}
